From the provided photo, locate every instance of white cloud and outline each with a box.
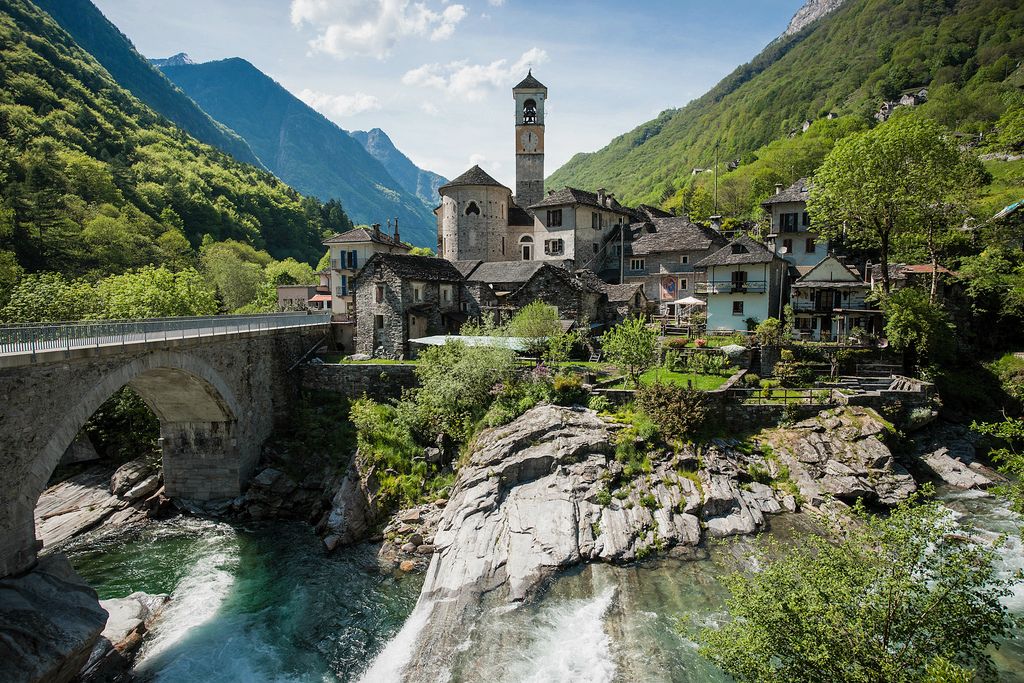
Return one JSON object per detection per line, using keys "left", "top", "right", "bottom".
{"left": 290, "top": 0, "right": 467, "bottom": 59}
{"left": 487, "top": 0, "right": 505, "bottom": 5}
{"left": 419, "top": 101, "right": 441, "bottom": 116}
{"left": 469, "top": 153, "right": 501, "bottom": 173}
{"left": 298, "top": 88, "right": 382, "bottom": 117}
{"left": 401, "top": 47, "right": 548, "bottom": 101}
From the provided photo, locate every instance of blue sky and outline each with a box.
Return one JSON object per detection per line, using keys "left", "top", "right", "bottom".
{"left": 91, "top": 0, "right": 804, "bottom": 187}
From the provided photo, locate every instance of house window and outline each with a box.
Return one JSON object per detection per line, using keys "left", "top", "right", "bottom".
{"left": 731, "top": 271, "right": 748, "bottom": 290}
{"left": 680, "top": 278, "right": 688, "bottom": 291}
{"left": 802, "top": 212, "right": 811, "bottom": 228}
{"left": 441, "top": 285, "right": 452, "bottom": 303}
{"left": 680, "top": 255, "right": 689, "bottom": 265}
{"left": 732, "top": 301, "right": 744, "bottom": 316}
{"left": 544, "top": 238, "right": 564, "bottom": 256}
{"left": 413, "top": 284, "right": 423, "bottom": 302}
{"left": 501, "top": 236, "right": 505, "bottom": 255}
{"left": 592, "top": 243, "right": 599, "bottom": 254}
{"left": 592, "top": 212, "right": 599, "bottom": 229}
{"left": 630, "top": 258, "right": 645, "bottom": 272}
{"left": 347, "top": 250, "right": 357, "bottom": 269}
{"left": 731, "top": 244, "right": 748, "bottom": 255}
{"left": 806, "top": 237, "right": 816, "bottom": 253}
{"left": 546, "top": 209, "right": 562, "bottom": 227}
{"left": 339, "top": 275, "right": 348, "bottom": 296}
{"left": 465, "top": 201, "right": 480, "bottom": 216}
{"left": 781, "top": 213, "right": 799, "bottom": 232}
{"left": 375, "top": 284, "right": 384, "bottom": 303}
{"left": 782, "top": 238, "right": 793, "bottom": 254}
{"left": 374, "top": 314, "right": 384, "bottom": 330}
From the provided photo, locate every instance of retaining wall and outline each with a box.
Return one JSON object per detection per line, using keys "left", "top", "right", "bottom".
{"left": 300, "top": 363, "right": 420, "bottom": 402}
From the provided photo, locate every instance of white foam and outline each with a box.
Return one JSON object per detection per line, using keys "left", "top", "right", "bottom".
{"left": 357, "top": 597, "right": 438, "bottom": 683}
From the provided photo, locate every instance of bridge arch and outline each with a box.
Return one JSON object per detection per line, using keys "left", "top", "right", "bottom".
{"left": 5, "top": 351, "right": 247, "bottom": 577}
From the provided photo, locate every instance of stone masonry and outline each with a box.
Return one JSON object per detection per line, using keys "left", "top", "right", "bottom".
{"left": 0, "top": 327, "right": 322, "bottom": 578}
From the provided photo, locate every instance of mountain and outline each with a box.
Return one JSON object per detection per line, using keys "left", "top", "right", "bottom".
{"left": 783, "top": 0, "right": 847, "bottom": 37}
{"left": 32, "top": 0, "right": 263, "bottom": 169}
{"left": 350, "top": 128, "right": 447, "bottom": 210}
{"left": 548, "top": 0, "right": 1024, "bottom": 210}
{"left": 150, "top": 52, "right": 195, "bottom": 68}
{"left": 0, "top": 0, "right": 347, "bottom": 276}
{"left": 158, "top": 58, "right": 438, "bottom": 248}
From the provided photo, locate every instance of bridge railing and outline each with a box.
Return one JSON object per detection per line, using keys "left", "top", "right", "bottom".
{"left": 0, "top": 312, "right": 331, "bottom": 355}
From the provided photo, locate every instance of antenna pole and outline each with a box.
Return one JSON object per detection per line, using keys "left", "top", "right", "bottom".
{"left": 714, "top": 141, "right": 720, "bottom": 215}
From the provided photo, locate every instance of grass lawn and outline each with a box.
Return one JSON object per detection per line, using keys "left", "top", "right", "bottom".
{"left": 637, "top": 368, "right": 732, "bottom": 390}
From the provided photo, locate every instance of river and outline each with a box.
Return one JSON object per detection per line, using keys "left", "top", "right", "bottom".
{"left": 62, "top": 488, "right": 1024, "bottom": 682}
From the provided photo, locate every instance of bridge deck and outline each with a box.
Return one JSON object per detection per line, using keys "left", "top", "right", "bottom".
{"left": 0, "top": 312, "right": 331, "bottom": 366}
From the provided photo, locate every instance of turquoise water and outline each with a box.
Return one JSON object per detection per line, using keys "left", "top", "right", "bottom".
{"left": 63, "top": 491, "right": 1024, "bottom": 682}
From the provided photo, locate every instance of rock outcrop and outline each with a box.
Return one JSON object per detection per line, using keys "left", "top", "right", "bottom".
{"left": 80, "top": 592, "right": 169, "bottom": 682}
{"left": 316, "top": 455, "right": 388, "bottom": 550}
{"left": 783, "top": 0, "right": 847, "bottom": 37}
{"left": 0, "top": 554, "right": 108, "bottom": 683}
{"left": 766, "top": 407, "right": 917, "bottom": 507}
{"left": 910, "top": 423, "right": 999, "bottom": 490}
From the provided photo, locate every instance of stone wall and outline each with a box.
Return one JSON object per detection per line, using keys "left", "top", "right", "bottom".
{"left": 300, "top": 363, "right": 420, "bottom": 402}
{"left": 0, "top": 326, "right": 322, "bottom": 578}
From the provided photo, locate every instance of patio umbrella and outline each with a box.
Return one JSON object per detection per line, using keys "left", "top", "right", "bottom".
{"left": 674, "top": 296, "right": 706, "bottom": 306}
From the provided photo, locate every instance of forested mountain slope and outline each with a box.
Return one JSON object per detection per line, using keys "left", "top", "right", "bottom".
{"left": 159, "top": 58, "right": 438, "bottom": 248}
{"left": 0, "top": 0, "right": 348, "bottom": 281}
{"left": 33, "top": 0, "right": 263, "bottom": 169}
{"left": 548, "top": 0, "right": 1024, "bottom": 210}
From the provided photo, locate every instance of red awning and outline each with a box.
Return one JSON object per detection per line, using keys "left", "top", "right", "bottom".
{"left": 309, "top": 294, "right": 332, "bottom": 302}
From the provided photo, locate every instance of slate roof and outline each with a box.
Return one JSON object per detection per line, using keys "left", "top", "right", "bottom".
{"left": 573, "top": 269, "right": 610, "bottom": 294}
{"left": 693, "top": 235, "right": 782, "bottom": 268}
{"left": 355, "top": 253, "right": 464, "bottom": 282}
{"left": 452, "top": 260, "right": 483, "bottom": 278}
{"left": 323, "top": 227, "right": 410, "bottom": 249}
{"left": 528, "top": 187, "right": 632, "bottom": 214}
{"left": 508, "top": 203, "right": 535, "bottom": 226}
{"left": 462, "top": 260, "right": 551, "bottom": 284}
{"left": 761, "top": 177, "right": 811, "bottom": 206}
{"left": 439, "top": 165, "right": 508, "bottom": 191}
{"left": 513, "top": 70, "right": 547, "bottom": 91}
{"left": 629, "top": 217, "right": 727, "bottom": 256}
{"left": 871, "top": 263, "right": 953, "bottom": 280}
{"left": 635, "top": 204, "right": 675, "bottom": 220}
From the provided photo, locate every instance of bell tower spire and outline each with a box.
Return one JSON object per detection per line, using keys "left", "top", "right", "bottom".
{"left": 513, "top": 70, "right": 547, "bottom": 209}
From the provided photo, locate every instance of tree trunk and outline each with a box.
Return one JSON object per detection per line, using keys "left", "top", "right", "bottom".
{"left": 880, "top": 231, "right": 891, "bottom": 294}
{"left": 929, "top": 252, "right": 939, "bottom": 304}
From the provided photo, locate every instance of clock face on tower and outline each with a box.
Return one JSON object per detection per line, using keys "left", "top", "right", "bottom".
{"left": 519, "top": 130, "right": 540, "bottom": 154}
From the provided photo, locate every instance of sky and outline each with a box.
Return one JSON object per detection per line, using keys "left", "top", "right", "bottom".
{"left": 91, "top": 0, "right": 805, "bottom": 188}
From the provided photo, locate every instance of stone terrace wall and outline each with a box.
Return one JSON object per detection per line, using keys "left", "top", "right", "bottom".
{"left": 300, "top": 363, "right": 419, "bottom": 402}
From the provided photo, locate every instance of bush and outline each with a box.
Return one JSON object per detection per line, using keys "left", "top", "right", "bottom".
{"left": 636, "top": 382, "right": 710, "bottom": 441}
{"left": 588, "top": 394, "right": 613, "bottom": 413}
{"left": 663, "top": 349, "right": 687, "bottom": 372}
{"left": 775, "top": 361, "right": 817, "bottom": 388}
{"left": 552, "top": 373, "right": 586, "bottom": 406}
{"left": 743, "top": 373, "right": 761, "bottom": 386}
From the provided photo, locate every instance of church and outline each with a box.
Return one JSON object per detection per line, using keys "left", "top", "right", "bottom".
{"left": 435, "top": 72, "right": 639, "bottom": 274}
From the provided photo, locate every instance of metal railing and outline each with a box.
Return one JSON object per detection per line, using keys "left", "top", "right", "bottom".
{"left": 727, "top": 386, "right": 839, "bottom": 406}
{"left": 0, "top": 312, "right": 331, "bottom": 356}
{"left": 695, "top": 280, "right": 768, "bottom": 294}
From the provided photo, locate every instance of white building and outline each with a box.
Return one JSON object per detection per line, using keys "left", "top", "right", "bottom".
{"left": 762, "top": 178, "right": 828, "bottom": 269}
{"left": 694, "top": 235, "right": 787, "bottom": 333}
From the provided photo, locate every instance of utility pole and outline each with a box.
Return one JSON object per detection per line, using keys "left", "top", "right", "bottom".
{"left": 714, "top": 140, "right": 720, "bottom": 216}
{"left": 619, "top": 222, "right": 625, "bottom": 284}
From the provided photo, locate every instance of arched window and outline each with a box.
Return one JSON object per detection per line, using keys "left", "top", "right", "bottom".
{"left": 523, "top": 99, "right": 537, "bottom": 124}
{"left": 519, "top": 235, "right": 533, "bottom": 261}
{"left": 465, "top": 201, "right": 480, "bottom": 216}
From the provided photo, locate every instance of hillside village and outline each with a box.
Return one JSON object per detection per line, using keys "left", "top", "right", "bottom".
{"left": 281, "top": 72, "right": 966, "bottom": 361}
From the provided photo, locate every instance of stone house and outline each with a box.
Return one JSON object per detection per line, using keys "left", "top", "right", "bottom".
{"left": 353, "top": 254, "right": 471, "bottom": 359}
{"left": 869, "top": 262, "right": 954, "bottom": 299}
{"left": 505, "top": 263, "right": 607, "bottom": 326}
{"left": 621, "top": 216, "right": 727, "bottom": 315}
{"left": 576, "top": 270, "right": 649, "bottom": 322}
{"left": 323, "top": 223, "right": 411, "bottom": 319}
{"left": 790, "top": 255, "right": 881, "bottom": 341}
{"left": 693, "top": 235, "right": 788, "bottom": 333}
{"left": 761, "top": 178, "right": 829, "bottom": 269}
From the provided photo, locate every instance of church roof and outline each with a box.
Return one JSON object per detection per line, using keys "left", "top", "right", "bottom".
{"left": 439, "top": 165, "right": 508, "bottom": 191}
{"left": 513, "top": 70, "right": 547, "bottom": 92}
{"left": 528, "top": 187, "right": 632, "bottom": 214}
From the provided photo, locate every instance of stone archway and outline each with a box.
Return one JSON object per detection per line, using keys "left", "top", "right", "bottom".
{"left": 3, "top": 351, "right": 241, "bottom": 578}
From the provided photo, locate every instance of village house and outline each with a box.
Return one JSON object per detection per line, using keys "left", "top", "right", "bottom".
{"left": 621, "top": 216, "right": 727, "bottom": 315}
{"left": 694, "top": 235, "right": 788, "bottom": 333}
{"left": 790, "top": 254, "right": 881, "bottom": 341}
{"left": 276, "top": 284, "right": 317, "bottom": 311}
{"left": 762, "top": 178, "right": 829, "bottom": 269}
{"left": 870, "top": 262, "right": 955, "bottom": 299}
{"left": 353, "top": 254, "right": 471, "bottom": 359}
{"left": 323, "top": 222, "right": 411, "bottom": 319}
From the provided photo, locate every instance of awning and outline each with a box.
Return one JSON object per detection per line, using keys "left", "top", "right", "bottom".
{"left": 308, "top": 294, "right": 331, "bottom": 302}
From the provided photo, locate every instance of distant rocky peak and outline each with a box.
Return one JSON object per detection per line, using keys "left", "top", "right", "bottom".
{"left": 149, "top": 52, "right": 195, "bottom": 68}
{"left": 783, "top": 0, "right": 847, "bottom": 37}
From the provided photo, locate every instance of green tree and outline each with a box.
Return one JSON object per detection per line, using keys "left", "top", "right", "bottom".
{"left": 600, "top": 316, "right": 658, "bottom": 388}
{"left": 698, "top": 495, "right": 1021, "bottom": 683}
{"left": 508, "top": 301, "right": 564, "bottom": 359}
{"left": 409, "top": 246, "right": 435, "bottom": 256}
{"left": 200, "top": 240, "right": 270, "bottom": 311}
{"left": 754, "top": 317, "right": 783, "bottom": 347}
{"left": 879, "top": 287, "right": 955, "bottom": 371}
{"left": 155, "top": 229, "right": 195, "bottom": 271}
{"left": 810, "top": 116, "right": 981, "bottom": 293}
{"left": 94, "top": 266, "right": 217, "bottom": 319}
{"left": 971, "top": 417, "right": 1024, "bottom": 519}
{"left": 0, "top": 272, "right": 98, "bottom": 322}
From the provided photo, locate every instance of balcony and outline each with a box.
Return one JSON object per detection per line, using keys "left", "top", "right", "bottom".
{"left": 696, "top": 280, "right": 767, "bottom": 294}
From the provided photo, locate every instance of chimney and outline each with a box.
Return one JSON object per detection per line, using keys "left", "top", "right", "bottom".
{"left": 710, "top": 215, "right": 723, "bottom": 232}
{"left": 393, "top": 217, "right": 400, "bottom": 243}
{"left": 774, "top": 183, "right": 784, "bottom": 195}
{"left": 597, "top": 188, "right": 606, "bottom": 206}
{"left": 372, "top": 223, "right": 381, "bottom": 239}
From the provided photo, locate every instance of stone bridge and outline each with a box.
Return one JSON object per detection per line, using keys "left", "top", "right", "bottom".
{"left": 0, "top": 313, "right": 329, "bottom": 578}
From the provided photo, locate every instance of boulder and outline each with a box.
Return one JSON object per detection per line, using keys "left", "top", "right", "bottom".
{"left": 80, "top": 592, "right": 169, "bottom": 681}
{"left": 918, "top": 446, "right": 995, "bottom": 490}
{"left": 0, "top": 554, "right": 107, "bottom": 683}
{"left": 110, "top": 459, "right": 157, "bottom": 498}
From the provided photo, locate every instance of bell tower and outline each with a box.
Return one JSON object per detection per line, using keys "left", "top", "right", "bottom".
{"left": 513, "top": 70, "right": 547, "bottom": 209}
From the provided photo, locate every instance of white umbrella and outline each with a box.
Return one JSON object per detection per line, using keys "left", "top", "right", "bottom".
{"left": 674, "top": 296, "right": 706, "bottom": 306}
